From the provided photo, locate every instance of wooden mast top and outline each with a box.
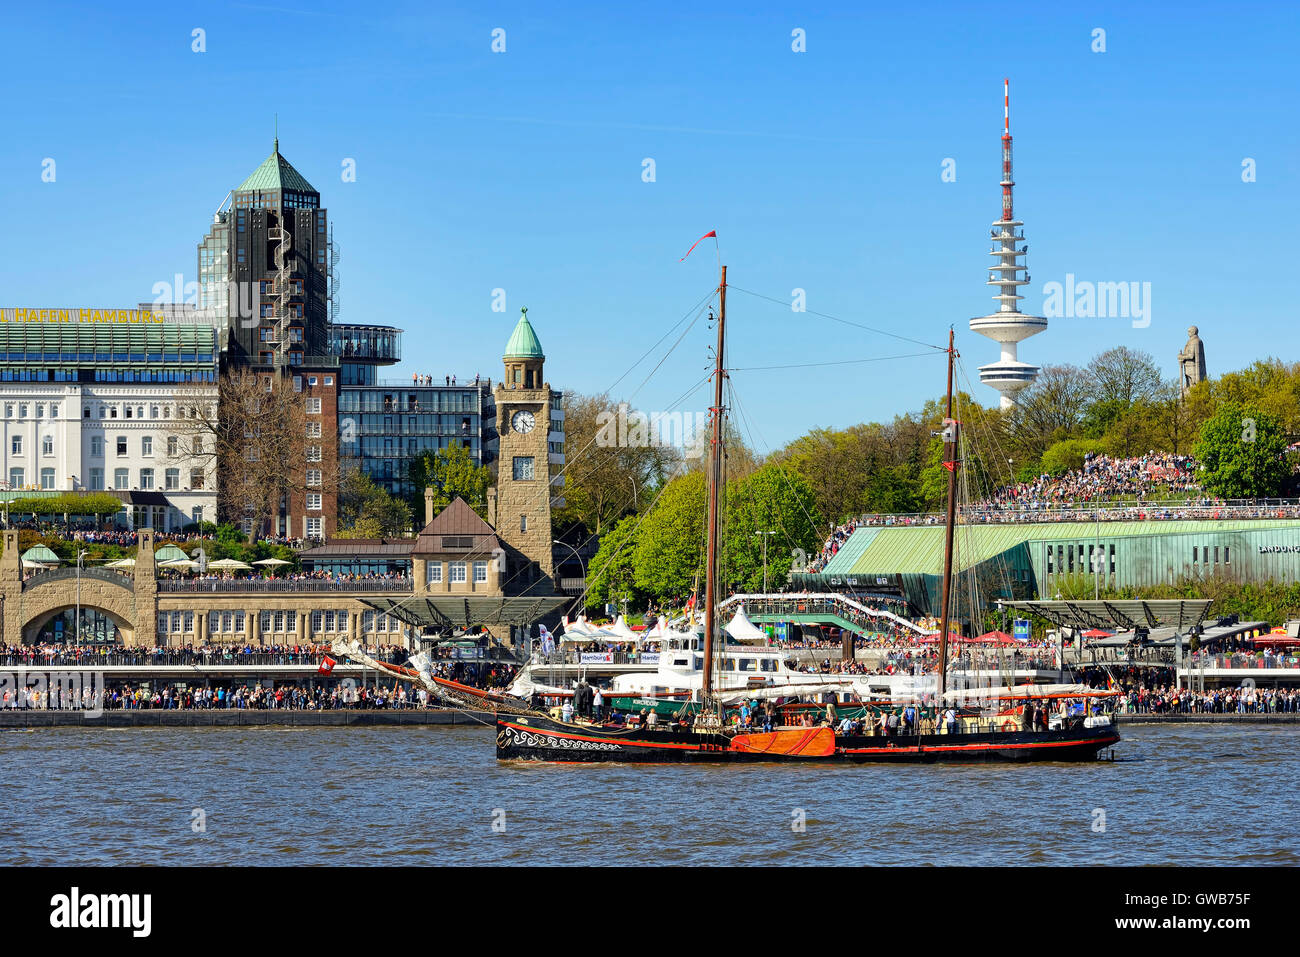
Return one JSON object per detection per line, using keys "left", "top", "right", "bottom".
{"left": 936, "top": 328, "right": 959, "bottom": 701}
{"left": 701, "top": 265, "right": 727, "bottom": 701}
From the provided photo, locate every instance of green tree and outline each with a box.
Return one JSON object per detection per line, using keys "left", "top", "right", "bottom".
{"left": 632, "top": 473, "right": 707, "bottom": 602}
{"left": 1193, "top": 401, "right": 1293, "bottom": 499}
{"left": 584, "top": 514, "right": 643, "bottom": 612}
{"left": 337, "top": 469, "right": 412, "bottom": 537}
{"left": 722, "top": 464, "right": 823, "bottom": 592}
{"left": 1039, "top": 438, "right": 1107, "bottom": 477}
{"left": 408, "top": 444, "right": 491, "bottom": 521}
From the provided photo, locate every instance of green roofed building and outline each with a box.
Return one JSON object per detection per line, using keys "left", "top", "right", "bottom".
{"left": 792, "top": 519, "right": 1300, "bottom": 620}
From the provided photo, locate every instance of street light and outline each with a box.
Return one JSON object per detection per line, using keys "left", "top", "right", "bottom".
{"left": 754, "top": 530, "right": 776, "bottom": 593}
{"left": 75, "top": 548, "right": 88, "bottom": 647}
{"left": 553, "top": 539, "right": 586, "bottom": 617}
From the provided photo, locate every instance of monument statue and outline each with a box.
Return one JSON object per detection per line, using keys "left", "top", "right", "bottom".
{"left": 1178, "top": 325, "right": 1207, "bottom": 396}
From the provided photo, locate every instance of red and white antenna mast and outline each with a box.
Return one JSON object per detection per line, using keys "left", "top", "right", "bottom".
{"left": 1001, "top": 78, "right": 1013, "bottom": 223}
{"left": 970, "top": 77, "right": 1046, "bottom": 410}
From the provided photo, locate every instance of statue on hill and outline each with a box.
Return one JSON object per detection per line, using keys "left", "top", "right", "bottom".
{"left": 1178, "top": 326, "right": 1207, "bottom": 397}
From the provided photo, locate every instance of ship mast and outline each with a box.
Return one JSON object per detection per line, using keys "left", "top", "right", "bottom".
{"left": 935, "top": 328, "right": 959, "bottom": 701}
{"left": 700, "top": 265, "right": 727, "bottom": 701}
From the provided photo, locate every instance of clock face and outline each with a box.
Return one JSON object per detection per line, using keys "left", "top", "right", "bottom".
{"left": 511, "top": 410, "right": 536, "bottom": 434}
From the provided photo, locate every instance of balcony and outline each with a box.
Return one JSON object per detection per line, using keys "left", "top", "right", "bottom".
{"left": 330, "top": 325, "right": 402, "bottom": 364}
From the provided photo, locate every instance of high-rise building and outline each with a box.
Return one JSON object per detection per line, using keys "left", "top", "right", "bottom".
{"left": 970, "top": 80, "right": 1047, "bottom": 409}
{"left": 199, "top": 140, "right": 346, "bottom": 538}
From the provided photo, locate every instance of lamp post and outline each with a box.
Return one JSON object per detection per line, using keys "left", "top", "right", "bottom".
{"left": 75, "top": 548, "right": 88, "bottom": 647}
{"left": 553, "top": 539, "right": 586, "bottom": 614}
{"left": 754, "top": 530, "right": 776, "bottom": 593}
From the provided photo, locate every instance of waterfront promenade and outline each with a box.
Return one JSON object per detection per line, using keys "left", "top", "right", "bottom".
{"left": 0, "top": 708, "right": 496, "bottom": 728}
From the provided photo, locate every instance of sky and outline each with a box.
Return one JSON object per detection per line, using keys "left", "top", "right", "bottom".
{"left": 1, "top": 1, "right": 1296, "bottom": 455}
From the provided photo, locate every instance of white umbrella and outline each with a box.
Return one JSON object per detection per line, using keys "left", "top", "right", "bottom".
{"left": 160, "top": 558, "right": 199, "bottom": 570}
{"left": 104, "top": 557, "right": 136, "bottom": 568}
{"left": 252, "top": 558, "right": 292, "bottom": 566}
{"left": 208, "top": 558, "right": 252, "bottom": 570}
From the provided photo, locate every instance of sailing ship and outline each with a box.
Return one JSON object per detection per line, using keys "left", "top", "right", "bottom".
{"left": 493, "top": 265, "right": 1122, "bottom": 763}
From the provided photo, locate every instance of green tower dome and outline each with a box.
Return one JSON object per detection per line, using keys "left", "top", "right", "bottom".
{"left": 503, "top": 307, "right": 544, "bottom": 360}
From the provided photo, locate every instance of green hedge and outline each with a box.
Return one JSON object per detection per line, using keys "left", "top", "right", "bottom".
{"left": 2, "top": 493, "right": 125, "bottom": 517}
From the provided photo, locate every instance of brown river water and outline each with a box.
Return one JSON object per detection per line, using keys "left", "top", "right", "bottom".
{"left": 1, "top": 722, "right": 1293, "bottom": 866}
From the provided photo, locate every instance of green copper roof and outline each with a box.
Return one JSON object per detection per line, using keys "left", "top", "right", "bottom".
{"left": 236, "top": 140, "right": 318, "bottom": 194}
{"left": 503, "top": 308, "right": 544, "bottom": 359}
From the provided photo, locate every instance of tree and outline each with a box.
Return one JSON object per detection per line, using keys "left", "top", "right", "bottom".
{"left": 337, "top": 469, "right": 412, "bottom": 537}
{"left": 554, "top": 393, "right": 681, "bottom": 536}
{"left": 1039, "top": 438, "right": 1107, "bottom": 477}
{"left": 1084, "top": 346, "right": 1162, "bottom": 408}
{"left": 168, "top": 370, "right": 313, "bottom": 542}
{"left": 632, "top": 473, "right": 707, "bottom": 602}
{"left": 722, "top": 464, "right": 823, "bottom": 592}
{"left": 1193, "top": 401, "right": 1293, "bottom": 499}
{"left": 584, "top": 514, "right": 643, "bottom": 612}
{"left": 408, "top": 444, "right": 491, "bottom": 521}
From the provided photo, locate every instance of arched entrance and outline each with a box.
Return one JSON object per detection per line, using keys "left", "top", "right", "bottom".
{"left": 25, "top": 606, "right": 133, "bottom": 645}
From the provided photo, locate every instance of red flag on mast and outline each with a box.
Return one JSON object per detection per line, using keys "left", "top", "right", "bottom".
{"left": 679, "top": 230, "right": 717, "bottom": 261}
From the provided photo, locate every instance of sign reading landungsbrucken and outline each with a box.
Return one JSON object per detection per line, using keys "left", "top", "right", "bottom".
{"left": 0, "top": 307, "right": 164, "bottom": 324}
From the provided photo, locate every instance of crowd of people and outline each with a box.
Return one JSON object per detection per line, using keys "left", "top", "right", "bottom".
{"left": 979, "top": 451, "right": 1199, "bottom": 510}
{"left": 1116, "top": 685, "right": 1300, "bottom": 714}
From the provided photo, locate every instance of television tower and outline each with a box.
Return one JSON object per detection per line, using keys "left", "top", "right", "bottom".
{"left": 970, "top": 79, "right": 1046, "bottom": 409}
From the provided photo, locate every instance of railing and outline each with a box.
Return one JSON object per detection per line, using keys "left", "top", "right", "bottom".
{"left": 1188, "top": 653, "right": 1300, "bottom": 670}
{"left": 21, "top": 567, "right": 134, "bottom": 592}
{"left": 156, "top": 577, "right": 412, "bottom": 593}
{"left": 833, "top": 499, "right": 1300, "bottom": 528}
{"left": 0, "top": 648, "right": 408, "bottom": 668}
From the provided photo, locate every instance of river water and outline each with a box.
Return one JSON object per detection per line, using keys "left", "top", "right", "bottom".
{"left": 1, "top": 722, "right": 1292, "bottom": 866}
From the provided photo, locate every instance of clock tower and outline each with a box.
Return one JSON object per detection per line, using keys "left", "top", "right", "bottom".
{"left": 493, "top": 307, "right": 555, "bottom": 586}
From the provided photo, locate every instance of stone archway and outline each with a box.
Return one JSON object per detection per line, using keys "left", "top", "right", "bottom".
{"left": 25, "top": 605, "right": 135, "bottom": 645}
{"left": 15, "top": 572, "right": 140, "bottom": 646}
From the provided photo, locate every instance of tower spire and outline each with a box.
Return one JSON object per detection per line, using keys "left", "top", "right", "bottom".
{"left": 969, "top": 78, "right": 1047, "bottom": 410}
{"left": 274, "top": 113, "right": 279, "bottom": 153}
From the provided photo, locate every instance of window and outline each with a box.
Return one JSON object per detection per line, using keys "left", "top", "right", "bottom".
{"left": 306, "top": 422, "right": 321, "bottom": 438}
{"left": 165, "top": 468, "right": 179, "bottom": 490}
{"left": 116, "top": 436, "right": 127, "bottom": 457}
{"left": 89, "top": 468, "right": 103, "bottom": 490}
{"left": 1225, "top": 546, "right": 1231, "bottom": 565}
{"left": 512, "top": 456, "right": 535, "bottom": 480}
{"left": 142, "top": 436, "right": 153, "bottom": 456}
{"left": 306, "top": 397, "right": 322, "bottom": 414}
{"left": 324, "top": 376, "right": 333, "bottom": 385}
{"left": 306, "top": 493, "right": 321, "bottom": 511}
{"left": 3, "top": 405, "right": 10, "bottom": 418}
{"left": 18, "top": 404, "right": 26, "bottom": 418}
{"left": 36, "top": 404, "right": 44, "bottom": 418}
{"left": 84, "top": 407, "right": 90, "bottom": 419}
{"left": 190, "top": 469, "right": 204, "bottom": 490}
{"left": 450, "top": 561, "right": 467, "bottom": 584}
{"left": 140, "top": 468, "right": 154, "bottom": 490}
{"left": 150, "top": 406, "right": 158, "bottom": 419}
{"left": 167, "top": 436, "right": 177, "bottom": 456}
{"left": 41, "top": 435, "right": 53, "bottom": 456}
{"left": 125, "top": 406, "right": 132, "bottom": 419}
{"left": 7, "top": 468, "right": 22, "bottom": 487}
{"left": 40, "top": 468, "right": 54, "bottom": 490}
{"left": 306, "top": 469, "right": 322, "bottom": 486}
{"left": 289, "top": 327, "right": 303, "bottom": 342}
{"left": 306, "top": 446, "right": 322, "bottom": 462}
{"left": 520, "top": 514, "right": 527, "bottom": 533}
{"left": 114, "top": 468, "right": 129, "bottom": 490}
{"left": 426, "top": 562, "right": 443, "bottom": 584}
{"left": 306, "top": 517, "right": 322, "bottom": 538}
{"left": 91, "top": 436, "right": 103, "bottom": 456}
{"left": 473, "top": 561, "right": 488, "bottom": 583}
{"left": 308, "top": 376, "right": 318, "bottom": 386}
{"left": 10, "top": 436, "right": 20, "bottom": 455}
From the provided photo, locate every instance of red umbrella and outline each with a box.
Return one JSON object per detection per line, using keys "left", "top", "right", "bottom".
{"left": 973, "top": 630, "right": 1019, "bottom": 645}
{"left": 919, "top": 631, "right": 964, "bottom": 644}
{"left": 1082, "top": 629, "right": 1113, "bottom": 639}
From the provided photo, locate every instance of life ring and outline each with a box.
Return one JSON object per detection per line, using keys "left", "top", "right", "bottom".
{"left": 1000, "top": 719, "right": 1018, "bottom": 732}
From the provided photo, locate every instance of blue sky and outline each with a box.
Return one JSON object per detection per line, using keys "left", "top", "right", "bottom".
{"left": 1, "top": 1, "right": 1296, "bottom": 452}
